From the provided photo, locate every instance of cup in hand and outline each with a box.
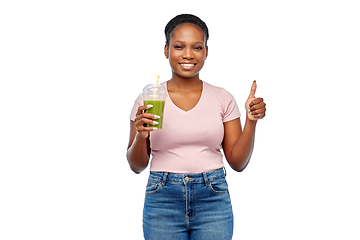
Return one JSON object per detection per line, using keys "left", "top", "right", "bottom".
{"left": 142, "top": 84, "right": 166, "bottom": 129}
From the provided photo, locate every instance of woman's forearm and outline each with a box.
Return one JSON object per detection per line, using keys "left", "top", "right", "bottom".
{"left": 229, "top": 118, "right": 257, "bottom": 172}
{"left": 126, "top": 133, "right": 150, "bottom": 174}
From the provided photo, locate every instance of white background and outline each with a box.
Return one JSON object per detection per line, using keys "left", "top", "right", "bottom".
{"left": 1, "top": 0, "right": 359, "bottom": 239}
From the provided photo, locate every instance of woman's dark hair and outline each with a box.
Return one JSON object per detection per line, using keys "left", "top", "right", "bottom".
{"left": 165, "top": 14, "right": 209, "bottom": 46}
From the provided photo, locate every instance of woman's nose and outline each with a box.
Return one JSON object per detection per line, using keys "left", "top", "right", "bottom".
{"left": 182, "top": 48, "right": 194, "bottom": 59}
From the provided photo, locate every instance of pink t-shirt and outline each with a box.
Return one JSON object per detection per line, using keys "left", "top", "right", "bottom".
{"left": 130, "top": 81, "right": 240, "bottom": 174}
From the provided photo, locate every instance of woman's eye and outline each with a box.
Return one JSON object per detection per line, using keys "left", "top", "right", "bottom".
{"left": 194, "top": 46, "right": 203, "bottom": 50}
{"left": 174, "top": 46, "right": 183, "bottom": 49}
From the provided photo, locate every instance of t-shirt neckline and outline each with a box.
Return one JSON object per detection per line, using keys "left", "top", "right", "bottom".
{"left": 165, "top": 80, "right": 205, "bottom": 113}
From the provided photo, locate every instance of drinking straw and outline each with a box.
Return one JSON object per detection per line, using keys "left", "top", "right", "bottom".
{"left": 156, "top": 75, "right": 160, "bottom": 85}
{"left": 153, "top": 75, "right": 160, "bottom": 100}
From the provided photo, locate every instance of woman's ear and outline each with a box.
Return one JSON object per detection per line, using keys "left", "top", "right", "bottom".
{"left": 164, "top": 44, "right": 169, "bottom": 59}
{"left": 205, "top": 46, "right": 208, "bottom": 59}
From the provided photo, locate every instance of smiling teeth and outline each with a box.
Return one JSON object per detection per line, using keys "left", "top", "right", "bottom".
{"left": 181, "top": 63, "right": 195, "bottom": 66}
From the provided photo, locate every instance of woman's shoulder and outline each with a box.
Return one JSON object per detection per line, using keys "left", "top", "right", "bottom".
{"left": 203, "top": 81, "right": 234, "bottom": 98}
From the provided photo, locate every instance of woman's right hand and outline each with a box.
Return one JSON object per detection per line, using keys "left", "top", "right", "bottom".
{"left": 134, "top": 105, "right": 159, "bottom": 139}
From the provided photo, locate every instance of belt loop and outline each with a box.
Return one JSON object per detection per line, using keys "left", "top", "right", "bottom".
{"left": 223, "top": 167, "right": 227, "bottom": 176}
{"left": 202, "top": 172, "right": 210, "bottom": 186}
{"left": 161, "top": 172, "right": 168, "bottom": 186}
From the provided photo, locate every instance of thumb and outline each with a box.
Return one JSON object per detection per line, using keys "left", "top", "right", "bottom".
{"left": 249, "top": 80, "right": 257, "bottom": 99}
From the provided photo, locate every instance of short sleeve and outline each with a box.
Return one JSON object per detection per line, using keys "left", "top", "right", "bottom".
{"left": 129, "top": 94, "right": 143, "bottom": 121}
{"left": 221, "top": 88, "right": 241, "bottom": 122}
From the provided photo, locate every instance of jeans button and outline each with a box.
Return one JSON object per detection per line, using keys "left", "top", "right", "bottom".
{"left": 185, "top": 176, "right": 190, "bottom": 181}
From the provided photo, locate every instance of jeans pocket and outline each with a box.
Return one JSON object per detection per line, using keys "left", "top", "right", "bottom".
{"left": 145, "top": 177, "right": 162, "bottom": 194}
{"left": 209, "top": 177, "right": 229, "bottom": 194}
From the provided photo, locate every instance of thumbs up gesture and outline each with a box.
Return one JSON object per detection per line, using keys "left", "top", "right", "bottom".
{"left": 245, "top": 81, "right": 266, "bottom": 121}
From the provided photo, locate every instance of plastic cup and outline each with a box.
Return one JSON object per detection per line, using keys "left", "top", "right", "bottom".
{"left": 142, "top": 84, "right": 167, "bottom": 129}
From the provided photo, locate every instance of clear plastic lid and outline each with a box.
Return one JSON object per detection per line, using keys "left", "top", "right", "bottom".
{"left": 142, "top": 84, "right": 167, "bottom": 100}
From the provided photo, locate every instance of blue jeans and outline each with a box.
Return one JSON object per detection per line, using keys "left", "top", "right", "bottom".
{"left": 143, "top": 168, "right": 233, "bottom": 240}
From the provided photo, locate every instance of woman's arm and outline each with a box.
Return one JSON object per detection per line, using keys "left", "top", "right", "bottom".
{"left": 222, "top": 81, "right": 266, "bottom": 172}
{"left": 222, "top": 118, "right": 256, "bottom": 172}
{"left": 126, "top": 120, "right": 151, "bottom": 174}
{"left": 126, "top": 105, "right": 157, "bottom": 174}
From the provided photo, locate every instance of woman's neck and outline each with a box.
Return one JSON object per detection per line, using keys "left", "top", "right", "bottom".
{"left": 168, "top": 74, "right": 202, "bottom": 91}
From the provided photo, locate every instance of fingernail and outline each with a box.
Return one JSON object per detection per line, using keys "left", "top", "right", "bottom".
{"left": 253, "top": 80, "right": 256, "bottom": 83}
{"left": 248, "top": 108, "right": 251, "bottom": 113}
{"left": 154, "top": 115, "right": 160, "bottom": 119}
{"left": 153, "top": 121, "right": 159, "bottom": 125}
{"left": 152, "top": 127, "right": 158, "bottom": 130}
{"left": 147, "top": 104, "right": 153, "bottom": 108}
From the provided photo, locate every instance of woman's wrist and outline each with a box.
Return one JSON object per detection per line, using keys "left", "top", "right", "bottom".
{"left": 136, "top": 131, "right": 148, "bottom": 140}
{"left": 245, "top": 116, "right": 257, "bottom": 128}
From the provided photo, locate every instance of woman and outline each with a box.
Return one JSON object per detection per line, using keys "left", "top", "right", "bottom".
{"left": 127, "top": 14, "right": 266, "bottom": 240}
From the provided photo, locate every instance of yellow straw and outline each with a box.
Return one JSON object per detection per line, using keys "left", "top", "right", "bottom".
{"left": 153, "top": 75, "right": 160, "bottom": 100}
{"left": 156, "top": 75, "right": 160, "bottom": 85}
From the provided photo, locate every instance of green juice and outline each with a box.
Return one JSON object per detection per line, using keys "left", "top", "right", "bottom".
{"left": 144, "top": 100, "right": 165, "bottom": 129}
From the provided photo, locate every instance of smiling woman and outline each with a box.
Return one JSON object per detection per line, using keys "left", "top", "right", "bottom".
{"left": 126, "top": 13, "right": 266, "bottom": 240}
{"left": 165, "top": 22, "right": 208, "bottom": 79}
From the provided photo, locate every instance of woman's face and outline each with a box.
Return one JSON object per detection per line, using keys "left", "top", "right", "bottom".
{"left": 165, "top": 23, "right": 208, "bottom": 79}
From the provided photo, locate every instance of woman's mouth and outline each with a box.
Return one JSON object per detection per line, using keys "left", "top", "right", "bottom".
{"left": 179, "top": 63, "right": 196, "bottom": 70}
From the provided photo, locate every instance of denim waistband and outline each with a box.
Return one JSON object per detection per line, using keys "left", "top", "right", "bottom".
{"left": 148, "top": 167, "right": 226, "bottom": 185}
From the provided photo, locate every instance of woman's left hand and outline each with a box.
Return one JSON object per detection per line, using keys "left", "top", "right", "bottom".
{"left": 245, "top": 81, "right": 266, "bottom": 121}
